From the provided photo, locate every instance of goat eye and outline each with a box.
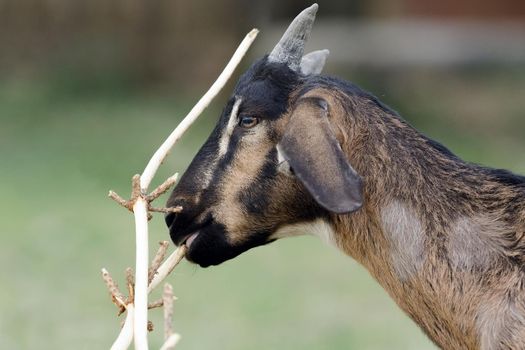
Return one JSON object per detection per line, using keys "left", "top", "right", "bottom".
{"left": 239, "top": 116, "right": 259, "bottom": 128}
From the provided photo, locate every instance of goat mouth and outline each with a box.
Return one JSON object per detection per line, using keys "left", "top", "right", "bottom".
{"left": 169, "top": 216, "right": 212, "bottom": 247}
{"left": 184, "top": 232, "right": 199, "bottom": 248}
{"left": 171, "top": 228, "right": 203, "bottom": 247}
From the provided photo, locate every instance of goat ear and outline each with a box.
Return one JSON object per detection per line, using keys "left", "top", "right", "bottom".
{"left": 300, "top": 49, "right": 329, "bottom": 75}
{"left": 277, "top": 96, "right": 363, "bottom": 214}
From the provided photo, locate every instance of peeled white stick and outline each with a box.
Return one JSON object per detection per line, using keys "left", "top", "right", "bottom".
{"left": 148, "top": 245, "right": 187, "bottom": 294}
{"left": 111, "top": 304, "right": 135, "bottom": 350}
{"left": 159, "top": 334, "right": 181, "bottom": 350}
{"left": 123, "top": 28, "right": 259, "bottom": 350}
{"left": 140, "top": 28, "right": 259, "bottom": 191}
{"left": 133, "top": 199, "right": 150, "bottom": 350}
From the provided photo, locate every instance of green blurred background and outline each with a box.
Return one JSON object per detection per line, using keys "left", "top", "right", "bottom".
{"left": 1, "top": 0, "right": 524, "bottom": 349}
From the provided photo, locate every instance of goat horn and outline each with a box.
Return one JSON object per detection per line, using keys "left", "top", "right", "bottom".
{"left": 268, "top": 3, "right": 318, "bottom": 72}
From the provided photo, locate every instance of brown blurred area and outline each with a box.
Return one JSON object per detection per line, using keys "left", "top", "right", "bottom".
{"left": 400, "top": 0, "right": 525, "bottom": 19}
{"left": 0, "top": 0, "right": 252, "bottom": 88}
{"left": 1, "top": 0, "right": 524, "bottom": 90}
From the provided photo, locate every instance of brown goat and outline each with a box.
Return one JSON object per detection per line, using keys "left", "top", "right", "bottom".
{"left": 165, "top": 4, "right": 525, "bottom": 349}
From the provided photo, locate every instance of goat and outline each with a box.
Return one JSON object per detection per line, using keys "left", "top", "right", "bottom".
{"left": 165, "top": 4, "right": 525, "bottom": 349}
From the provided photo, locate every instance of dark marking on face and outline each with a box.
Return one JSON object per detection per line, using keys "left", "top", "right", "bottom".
{"left": 237, "top": 151, "right": 278, "bottom": 214}
{"left": 183, "top": 221, "right": 274, "bottom": 267}
{"left": 165, "top": 57, "right": 316, "bottom": 267}
{"left": 232, "top": 56, "right": 301, "bottom": 120}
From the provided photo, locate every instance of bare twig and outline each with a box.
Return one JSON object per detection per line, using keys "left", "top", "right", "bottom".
{"left": 125, "top": 267, "right": 135, "bottom": 299}
{"left": 131, "top": 174, "right": 141, "bottom": 197}
{"left": 108, "top": 190, "right": 131, "bottom": 211}
{"left": 163, "top": 283, "right": 174, "bottom": 340}
{"left": 149, "top": 241, "right": 170, "bottom": 284}
{"left": 148, "top": 245, "right": 187, "bottom": 294}
{"left": 149, "top": 206, "right": 183, "bottom": 214}
{"left": 147, "top": 173, "right": 179, "bottom": 201}
{"left": 133, "top": 196, "right": 150, "bottom": 349}
{"left": 108, "top": 174, "right": 143, "bottom": 212}
{"left": 109, "top": 174, "right": 181, "bottom": 219}
{"left": 110, "top": 304, "right": 134, "bottom": 350}
{"left": 148, "top": 298, "right": 164, "bottom": 310}
{"left": 159, "top": 334, "right": 181, "bottom": 350}
{"left": 102, "top": 268, "right": 127, "bottom": 309}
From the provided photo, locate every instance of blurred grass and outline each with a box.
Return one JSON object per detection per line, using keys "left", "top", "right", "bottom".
{"left": 0, "top": 67, "right": 524, "bottom": 349}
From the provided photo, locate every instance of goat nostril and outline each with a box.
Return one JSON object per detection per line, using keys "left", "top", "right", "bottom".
{"left": 165, "top": 212, "right": 177, "bottom": 228}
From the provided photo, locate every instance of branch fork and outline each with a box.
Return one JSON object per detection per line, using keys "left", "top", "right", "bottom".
{"left": 102, "top": 242, "right": 187, "bottom": 350}
{"left": 102, "top": 242, "right": 186, "bottom": 316}
{"left": 108, "top": 174, "right": 182, "bottom": 221}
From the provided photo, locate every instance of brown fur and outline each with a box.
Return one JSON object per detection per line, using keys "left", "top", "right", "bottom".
{"left": 302, "top": 87, "right": 525, "bottom": 349}
{"left": 216, "top": 115, "right": 272, "bottom": 244}
{"left": 167, "top": 82, "right": 525, "bottom": 349}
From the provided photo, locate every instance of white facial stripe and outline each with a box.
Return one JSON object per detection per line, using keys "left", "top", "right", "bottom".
{"left": 276, "top": 145, "right": 286, "bottom": 163}
{"left": 198, "top": 98, "right": 241, "bottom": 190}
{"left": 218, "top": 97, "right": 242, "bottom": 158}
{"left": 198, "top": 169, "right": 214, "bottom": 195}
{"left": 276, "top": 145, "right": 293, "bottom": 175}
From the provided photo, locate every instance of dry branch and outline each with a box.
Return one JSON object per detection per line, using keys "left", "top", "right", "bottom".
{"left": 148, "top": 298, "right": 164, "bottom": 310}
{"left": 103, "top": 28, "right": 259, "bottom": 350}
{"left": 148, "top": 246, "right": 187, "bottom": 294}
{"left": 149, "top": 206, "right": 183, "bottom": 214}
{"left": 163, "top": 283, "right": 175, "bottom": 340}
{"left": 102, "top": 268, "right": 127, "bottom": 310}
{"left": 132, "top": 194, "right": 150, "bottom": 349}
{"left": 161, "top": 283, "right": 179, "bottom": 350}
{"left": 102, "top": 243, "right": 186, "bottom": 344}
{"left": 147, "top": 174, "right": 180, "bottom": 201}
{"left": 159, "top": 334, "right": 181, "bottom": 350}
{"left": 126, "top": 267, "right": 134, "bottom": 298}
{"left": 139, "top": 28, "right": 260, "bottom": 191}
{"left": 110, "top": 304, "right": 134, "bottom": 350}
{"left": 149, "top": 241, "right": 170, "bottom": 284}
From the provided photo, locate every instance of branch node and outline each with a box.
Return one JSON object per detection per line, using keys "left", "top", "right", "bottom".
{"left": 126, "top": 267, "right": 135, "bottom": 299}
{"left": 148, "top": 298, "right": 164, "bottom": 310}
{"left": 108, "top": 191, "right": 134, "bottom": 212}
{"left": 101, "top": 268, "right": 127, "bottom": 309}
{"left": 148, "top": 245, "right": 188, "bottom": 293}
{"left": 131, "top": 174, "right": 142, "bottom": 197}
{"left": 163, "top": 283, "right": 174, "bottom": 340}
{"left": 147, "top": 173, "right": 179, "bottom": 201}
{"left": 149, "top": 241, "right": 170, "bottom": 283}
{"left": 149, "top": 206, "right": 183, "bottom": 214}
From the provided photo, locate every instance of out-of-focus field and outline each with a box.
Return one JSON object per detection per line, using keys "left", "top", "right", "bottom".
{"left": 0, "top": 66, "right": 524, "bottom": 349}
